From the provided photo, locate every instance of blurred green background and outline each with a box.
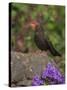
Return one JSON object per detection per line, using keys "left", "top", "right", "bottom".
{"left": 11, "top": 3, "right": 65, "bottom": 55}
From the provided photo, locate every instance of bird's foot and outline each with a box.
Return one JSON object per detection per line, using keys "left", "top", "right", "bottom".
{"left": 35, "top": 50, "right": 48, "bottom": 56}
{"left": 41, "top": 51, "right": 48, "bottom": 56}
{"left": 35, "top": 50, "right": 42, "bottom": 54}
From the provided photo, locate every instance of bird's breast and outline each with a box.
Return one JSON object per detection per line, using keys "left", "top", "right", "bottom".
{"left": 34, "top": 32, "right": 48, "bottom": 51}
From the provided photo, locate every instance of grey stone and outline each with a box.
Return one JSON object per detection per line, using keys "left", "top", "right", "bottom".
{"left": 10, "top": 51, "right": 62, "bottom": 87}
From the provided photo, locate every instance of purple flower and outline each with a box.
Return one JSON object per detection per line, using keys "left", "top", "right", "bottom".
{"left": 32, "top": 75, "right": 44, "bottom": 86}
{"left": 42, "top": 62, "right": 65, "bottom": 84}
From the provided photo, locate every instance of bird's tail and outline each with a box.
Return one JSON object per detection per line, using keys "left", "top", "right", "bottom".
{"left": 48, "top": 41, "right": 61, "bottom": 56}
{"left": 50, "top": 47, "right": 61, "bottom": 56}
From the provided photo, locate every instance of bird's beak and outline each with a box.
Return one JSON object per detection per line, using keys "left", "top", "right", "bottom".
{"left": 30, "top": 23, "right": 36, "bottom": 30}
{"left": 29, "top": 20, "right": 39, "bottom": 30}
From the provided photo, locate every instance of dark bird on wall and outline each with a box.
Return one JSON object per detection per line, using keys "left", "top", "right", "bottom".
{"left": 29, "top": 20, "right": 61, "bottom": 56}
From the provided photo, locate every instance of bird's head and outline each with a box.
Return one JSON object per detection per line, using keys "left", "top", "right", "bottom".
{"left": 29, "top": 20, "right": 39, "bottom": 30}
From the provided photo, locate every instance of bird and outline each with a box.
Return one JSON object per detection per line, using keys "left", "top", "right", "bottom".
{"left": 29, "top": 20, "right": 61, "bottom": 56}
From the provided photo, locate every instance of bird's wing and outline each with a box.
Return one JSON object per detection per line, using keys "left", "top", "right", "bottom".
{"left": 44, "top": 37, "right": 61, "bottom": 56}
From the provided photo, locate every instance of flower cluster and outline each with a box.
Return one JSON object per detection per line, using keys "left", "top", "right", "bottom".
{"left": 32, "top": 62, "right": 65, "bottom": 86}
{"left": 42, "top": 62, "right": 65, "bottom": 84}
{"left": 32, "top": 75, "right": 44, "bottom": 86}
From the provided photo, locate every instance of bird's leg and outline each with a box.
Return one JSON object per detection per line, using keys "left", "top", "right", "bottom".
{"left": 35, "top": 50, "right": 42, "bottom": 54}
{"left": 41, "top": 50, "right": 48, "bottom": 56}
